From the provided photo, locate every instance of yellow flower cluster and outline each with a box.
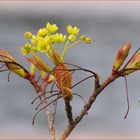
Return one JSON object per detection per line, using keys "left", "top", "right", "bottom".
{"left": 21, "top": 22, "right": 92, "bottom": 62}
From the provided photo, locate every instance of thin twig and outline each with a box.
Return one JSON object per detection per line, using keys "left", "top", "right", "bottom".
{"left": 71, "top": 75, "right": 94, "bottom": 89}
{"left": 122, "top": 47, "right": 140, "bottom": 70}
{"left": 35, "top": 93, "right": 60, "bottom": 110}
{"left": 0, "top": 64, "right": 5, "bottom": 69}
{"left": 31, "top": 90, "right": 59, "bottom": 104}
{"left": 124, "top": 76, "right": 130, "bottom": 119}
{"left": 50, "top": 70, "right": 75, "bottom": 94}
{"left": 32, "top": 96, "right": 62, "bottom": 125}
{"left": 29, "top": 75, "right": 56, "bottom": 140}
{"left": 7, "top": 71, "right": 12, "bottom": 82}
{"left": 63, "top": 62, "right": 82, "bottom": 69}
{"left": 0, "top": 69, "right": 9, "bottom": 72}
{"left": 51, "top": 94, "right": 60, "bottom": 129}
{"left": 73, "top": 93, "right": 86, "bottom": 105}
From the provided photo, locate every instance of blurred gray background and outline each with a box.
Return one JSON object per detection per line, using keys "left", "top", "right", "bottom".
{"left": 0, "top": 1, "right": 140, "bottom": 139}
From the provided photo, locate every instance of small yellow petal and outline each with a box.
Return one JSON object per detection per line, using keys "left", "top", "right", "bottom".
{"left": 84, "top": 37, "right": 92, "bottom": 44}
{"left": 54, "top": 33, "right": 66, "bottom": 43}
{"left": 46, "top": 22, "right": 58, "bottom": 34}
{"left": 66, "top": 25, "right": 80, "bottom": 36}
{"left": 21, "top": 43, "right": 32, "bottom": 56}
{"left": 68, "top": 35, "right": 76, "bottom": 42}
{"left": 80, "top": 35, "right": 86, "bottom": 40}
{"left": 37, "top": 28, "right": 48, "bottom": 37}
{"left": 24, "top": 32, "right": 32, "bottom": 39}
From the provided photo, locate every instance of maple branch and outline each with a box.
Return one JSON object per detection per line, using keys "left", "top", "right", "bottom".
{"left": 29, "top": 76, "right": 56, "bottom": 140}
{"left": 59, "top": 73, "right": 118, "bottom": 140}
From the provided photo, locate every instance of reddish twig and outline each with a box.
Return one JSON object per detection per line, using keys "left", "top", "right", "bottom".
{"left": 124, "top": 76, "right": 130, "bottom": 119}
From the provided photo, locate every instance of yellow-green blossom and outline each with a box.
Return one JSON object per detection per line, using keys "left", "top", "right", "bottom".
{"left": 21, "top": 43, "right": 32, "bottom": 55}
{"left": 37, "top": 28, "right": 48, "bottom": 37}
{"left": 31, "top": 35, "right": 39, "bottom": 46}
{"left": 54, "top": 33, "right": 66, "bottom": 43}
{"left": 24, "top": 31, "right": 32, "bottom": 39}
{"left": 36, "top": 38, "right": 49, "bottom": 53}
{"left": 66, "top": 25, "right": 80, "bottom": 36}
{"left": 68, "top": 35, "right": 76, "bottom": 42}
{"left": 30, "top": 47, "right": 37, "bottom": 54}
{"left": 80, "top": 35, "right": 92, "bottom": 44}
{"left": 46, "top": 22, "right": 58, "bottom": 34}
{"left": 80, "top": 35, "right": 86, "bottom": 40}
{"left": 84, "top": 37, "right": 92, "bottom": 44}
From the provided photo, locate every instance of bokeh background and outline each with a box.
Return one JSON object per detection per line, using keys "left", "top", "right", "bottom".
{"left": 0, "top": 1, "right": 140, "bottom": 139}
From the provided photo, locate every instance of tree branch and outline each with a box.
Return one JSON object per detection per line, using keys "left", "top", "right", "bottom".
{"left": 59, "top": 73, "right": 118, "bottom": 140}
{"left": 64, "top": 101, "right": 73, "bottom": 125}
{"left": 29, "top": 76, "right": 56, "bottom": 140}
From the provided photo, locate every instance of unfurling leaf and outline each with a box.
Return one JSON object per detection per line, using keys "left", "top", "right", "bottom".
{"left": 112, "top": 42, "right": 132, "bottom": 73}
{"left": 27, "top": 55, "right": 53, "bottom": 74}
{"left": 123, "top": 52, "right": 140, "bottom": 75}
{"left": 0, "top": 49, "right": 28, "bottom": 78}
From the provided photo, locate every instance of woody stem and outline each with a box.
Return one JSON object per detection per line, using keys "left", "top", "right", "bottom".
{"left": 65, "top": 101, "right": 73, "bottom": 125}
{"left": 29, "top": 76, "right": 56, "bottom": 140}
{"left": 59, "top": 73, "right": 118, "bottom": 140}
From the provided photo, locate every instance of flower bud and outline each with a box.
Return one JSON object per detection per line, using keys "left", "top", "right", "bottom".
{"left": 24, "top": 32, "right": 32, "bottom": 39}
{"left": 37, "top": 28, "right": 48, "bottom": 37}
{"left": 46, "top": 22, "right": 58, "bottom": 34}
{"left": 54, "top": 33, "right": 66, "bottom": 43}
{"left": 21, "top": 43, "right": 32, "bottom": 56}
{"left": 80, "top": 35, "right": 86, "bottom": 41}
{"left": 0, "top": 49, "right": 28, "bottom": 79}
{"left": 112, "top": 42, "right": 132, "bottom": 73}
{"left": 68, "top": 35, "right": 76, "bottom": 42}
{"left": 47, "top": 75, "right": 56, "bottom": 83}
{"left": 123, "top": 52, "right": 140, "bottom": 75}
{"left": 84, "top": 37, "right": 92, "bottom": 44}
